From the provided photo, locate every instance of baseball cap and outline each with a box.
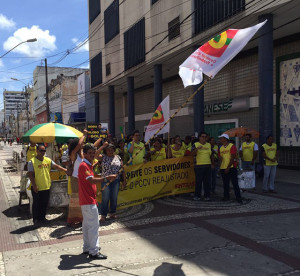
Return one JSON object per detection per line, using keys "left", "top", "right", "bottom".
{"left": 218, "top": 133, "right": 229, "bottom": 140}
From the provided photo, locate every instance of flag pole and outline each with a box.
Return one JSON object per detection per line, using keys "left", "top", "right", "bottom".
{"left": 167, "top": 131, "right": 170, "bottom": 158}
{"left": 100, "top": 77, "right": 211, "bottom": 193}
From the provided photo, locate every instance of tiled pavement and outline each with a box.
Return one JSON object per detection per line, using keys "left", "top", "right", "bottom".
{"left": 0, "top": 143, "right": 300, "bottom": 275}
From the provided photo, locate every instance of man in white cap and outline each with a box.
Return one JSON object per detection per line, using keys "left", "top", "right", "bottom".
{"left": 218, "top": 133, "right": 242, "bottom": 203}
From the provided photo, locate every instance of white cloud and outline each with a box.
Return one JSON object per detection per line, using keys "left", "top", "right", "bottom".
{"left": 0, "top": 14, "right": 16, "bottom": 30}
{"left": 72, "top": 37, "right": 89, "bottom": 52}
{"left": 0, "top": 60, "right": 4, "bottom": 67}
{"left": 3, "top": 25, "right": 56, "bottom": 58}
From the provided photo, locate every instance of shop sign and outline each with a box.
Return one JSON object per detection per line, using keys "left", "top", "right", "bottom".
{"left": 204, "top": 96, "right": 249, "bottom": 115}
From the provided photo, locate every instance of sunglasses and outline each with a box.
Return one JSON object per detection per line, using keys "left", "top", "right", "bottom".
{"left": 39, "top": 149, "right": 46, "bottom": 152}
{"left": 200, "top": 135, "right": 207, "bottom": 138}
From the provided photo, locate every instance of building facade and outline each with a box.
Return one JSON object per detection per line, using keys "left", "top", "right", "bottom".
{"left": 87, "top": 0, "right": 300, "bottom": 168}
{"left": 33, "top": 66, "right": 88, "bottom": 123}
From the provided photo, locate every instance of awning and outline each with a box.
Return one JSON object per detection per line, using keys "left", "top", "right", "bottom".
{"left": 68, "top": 112, "right": 86, "bottom": 124}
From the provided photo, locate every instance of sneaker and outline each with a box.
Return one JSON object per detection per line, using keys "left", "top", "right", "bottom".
{"left": 89, "top": 253, "right": 107, "bottom": 260}
{"left": 193, "top": 197, "right": 201, "bottom": 201}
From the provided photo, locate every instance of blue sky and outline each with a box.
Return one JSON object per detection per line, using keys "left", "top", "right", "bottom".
{"left": 0, "top": 0, "right": 89, "bottom": 109}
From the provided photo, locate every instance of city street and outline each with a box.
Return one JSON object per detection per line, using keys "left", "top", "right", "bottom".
{"left": 0, "top": 143, "right": 299, "bottom": 275}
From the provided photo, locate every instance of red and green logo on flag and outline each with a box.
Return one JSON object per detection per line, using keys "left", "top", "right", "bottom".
{"left": 200, "top": 29, "right": 239, "bottom": 57}
{"left": 149, "top": 105, "right": 164, "bottom": 126}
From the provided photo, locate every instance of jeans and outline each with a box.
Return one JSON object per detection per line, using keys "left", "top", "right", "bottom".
{"left": 242, "top": 161, "right": 254, "bottom": 170}
{"left": 81, "top": 204, "right": 99, "bottom": 255}
{"left": 31, "top": 188, "right": 50, "bottom": 222}
{"left": 100, "top": 178, "right": 120, "bottom": 216}
{"left": 211, "top": 166, "right": 217, "bottom": 193}
{"left": 220, "top": 168, "right": 242, "bottom": 201}
{"left": 263, "top": 165, "right": 277, "bottom": 191}
{"left": 194, "top": 165, "right": 211, "bottom": 198}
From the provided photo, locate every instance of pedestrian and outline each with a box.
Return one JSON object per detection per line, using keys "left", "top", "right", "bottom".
{"left": 191, "top": 132, "right": 214, "bottom": 201}
{"left": 97, "top": 143, "right": 125, "bottom": 223}
{"left": 116, "top": 139, "right": 130, "bottom": 164}
{"left": 27, "top": 143, "right": 67, "bottom": 226}
{"left": 78, "top": 143, "right": 117, "bottom": 259}
{"left": 239, "top": 133, "right": 258, "bottom": 170}
{"left": 67, "top": 130, "right": 103, "bottom": 225}
{"left": 127, "top": 130, "right": 146, "bottom": 165}
{"left": 218, "top": 134, "right": 243, "bottom": 204}
{"left": 169, "top": 136, "right": 187, "bottom": 158}
{"left": 262, "top": 135, "right": 279, "bottom": 193}
{"left": 209, "top": 137, "right": 219, "bottom": 194}
{"left": 183, "top": 136, "right": 192, "bottom": 152}
{"left": 146, "top": 137, "right": 167, "bottom": 161}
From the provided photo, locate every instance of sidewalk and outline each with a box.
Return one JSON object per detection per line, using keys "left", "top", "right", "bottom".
{"left": 0, "top": 143, "right": 300, "bottom": 275}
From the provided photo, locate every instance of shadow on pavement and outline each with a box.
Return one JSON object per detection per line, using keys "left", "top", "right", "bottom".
{"left": 58, "top": 254, "right": 99, "bottom": 270}
{"left": 153, "top": 262, "right": 185, "bottom": 276}
{"left": 58, "top": 254, "right": 140, "bottom": 275}
{"left": 10, "top": 225, "right": 37, "bottom": 234}
{"left": 2, "top": 204, "right": 31, "bottom": 220}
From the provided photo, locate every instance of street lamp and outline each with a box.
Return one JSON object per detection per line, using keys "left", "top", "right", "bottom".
{"left": 0, "top": 38, "right": 37, "bottom": 58}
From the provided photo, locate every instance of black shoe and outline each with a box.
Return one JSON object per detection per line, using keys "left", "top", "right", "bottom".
{"left": 237, "top": 199, "right": 243, "bottom": 204}
{"left": 89, "top": 253, "right": 107, "bottom": 260}
{"left": 82, "top": 251, "right": 89, "bottom": 255}
{"left": 222, "top": 197, "right": 229, "bottom": 201}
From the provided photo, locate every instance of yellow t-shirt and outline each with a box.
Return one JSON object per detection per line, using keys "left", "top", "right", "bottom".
{"left": 150, "top": 148, "right": 166, "bottom": 161}
{"left": 31, "top": 157, "right": 52, "bottom": 191}
{"left": 194, "top": 142, "right": 212, "bottom": 165}
{"left": 128, "top": 142, "right": 146, "bottom": 165}
{"left": 262, "top": 143, "right": 278, "bottom": 166}
{"left": 183, "top": 142, "right": 192, "bottom": 152}
{"left": 219, "top": 143, "right": 234, "bottom": 169}
{"left": 171, "top": 146, "right": 185, "bottom": 158}
{"left": 27, "top": 146, "right": 37, "bottom": 162}
{"left": 212, "top": 145, "right": 219, "bottom": 160}
{"left": 242, "top": 141, "right": 255, "bottom": 162}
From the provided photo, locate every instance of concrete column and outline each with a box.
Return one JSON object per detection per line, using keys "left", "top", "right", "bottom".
{"left": 259, "top": 14, "right": 273, "bottom": 148}
{"left": 95, "top": 93, "right": 100, "bottom": 123}
{"left": 193, "top": 81, "right": 204, "bottom": 136}
{"left": 127, "top": 77, "right": 135, "bottom": 134}
{"left": 154, "top": 64, "right": 162, "bottom": 108}
{"left": 108, "top": 86, "right": 115, "bottom": 137}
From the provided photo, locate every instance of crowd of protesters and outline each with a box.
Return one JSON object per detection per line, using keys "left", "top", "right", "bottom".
{"left": 12, "top": 128, "right": 278, "bottom": 260}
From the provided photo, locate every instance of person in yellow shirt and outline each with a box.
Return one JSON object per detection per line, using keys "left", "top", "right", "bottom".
{"left": 183, "top": 136, "right": 192, "bottom": 152}
{"left": 262, "top": 135, "right": 278, "bottom": 193}
{"left": 28, "top": 144, "right": 67, "bottom": 227}
{"left": 146, "top": 138, "right": 167, "bottom": 161}
{"left": 239, "top": 133, "right": 258, "bottom": 170}
{"left": 209, "top": 137, "right": 219, "bottom": 195}
{"left": 169, "top": 136, "right": 187, "bottom": 158}
{"left": 191, "top": 132, "right": 214, "bottom": 201}
{"left": 218, "top": 134, "right": 242, "bottom": 204}
{"left": 26, "top": 142, "right": 37, "bottom": 162}
{"left": 128, "top": 130, "right": 146, "bottom": 165}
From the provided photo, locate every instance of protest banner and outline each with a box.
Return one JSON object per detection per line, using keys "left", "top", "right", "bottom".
{"left": 87, "top": 123, "right": 108, "bottom": 140}
{"left": 116, "top": 156, "right": 195, "bottom": 210}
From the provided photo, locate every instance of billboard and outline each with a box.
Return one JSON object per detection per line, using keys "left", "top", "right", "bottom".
{"left": 277, "top": 53, "right": 300, "bottom": 148}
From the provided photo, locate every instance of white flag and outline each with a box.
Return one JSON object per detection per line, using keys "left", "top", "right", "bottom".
{"left": 179, "top": 20, "right": 267, "bottom": 87}
{"left": 144, "top": 96, "right": 170, "bottom": 142}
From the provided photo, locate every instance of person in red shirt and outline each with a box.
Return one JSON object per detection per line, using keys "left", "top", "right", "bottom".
{"left": 78, "top": 143, "right": 117, "bottom": 260}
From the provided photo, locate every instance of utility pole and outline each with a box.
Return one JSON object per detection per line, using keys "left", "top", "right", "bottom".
{"left": 25, "top": 85, "right": 30, "bottom": 131}
{"left": 45, "top": 58, "right": 50, "bottom": 122}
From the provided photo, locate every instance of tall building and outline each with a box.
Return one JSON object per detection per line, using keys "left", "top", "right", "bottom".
{"left": 88, "top": 0, "right": 300, "bottom": 168}
{"left": 3, "top": 90, "right": 27, "bottom": 136}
